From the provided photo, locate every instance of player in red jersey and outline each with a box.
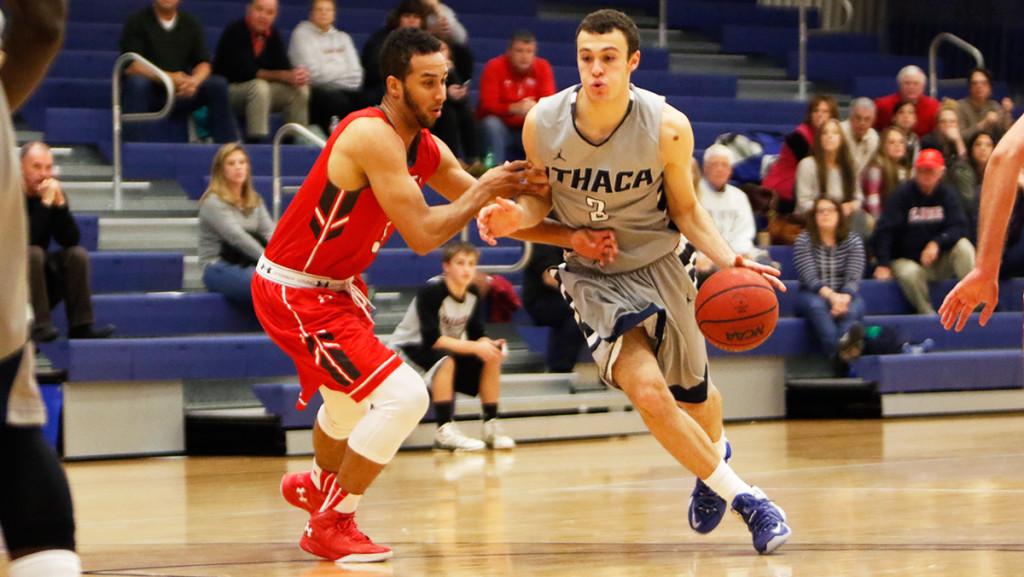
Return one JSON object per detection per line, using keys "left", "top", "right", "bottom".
{"left": 254, "top": 27, "right": 616, "bottom": 563}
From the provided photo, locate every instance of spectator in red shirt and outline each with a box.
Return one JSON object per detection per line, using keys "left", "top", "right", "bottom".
{"left": 874, "top": 65, "right": 940, "bottom": 138}
{"left": 477, "top": 30, "right": 555, "bottom": 164}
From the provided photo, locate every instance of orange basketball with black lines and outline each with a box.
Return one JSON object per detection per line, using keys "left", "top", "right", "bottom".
{"left": 695, "top": 267, "right": 778, "bottom": 352}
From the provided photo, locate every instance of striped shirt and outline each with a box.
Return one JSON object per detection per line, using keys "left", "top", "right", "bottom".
{"left": 792, "top": 231, "right": 866, "bottom": 294}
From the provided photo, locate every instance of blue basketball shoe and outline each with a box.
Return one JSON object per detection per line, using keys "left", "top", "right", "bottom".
{"left": 731, "top": 487, "right": 791, "bottom": 554}
{"left": 687, "top": 441, "right": 731, "bottom": 534}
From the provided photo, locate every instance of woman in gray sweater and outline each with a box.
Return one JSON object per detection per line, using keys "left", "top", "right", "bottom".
{"left": 198, "top": 143, "right": 274, "bottom": 308}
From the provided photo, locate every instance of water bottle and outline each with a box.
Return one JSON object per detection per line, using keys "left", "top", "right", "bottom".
{"left": 483, "top": 151, "right": 495, "bottom": 169}
{"left": 329, "top": 115, "right": 340, "bottom": 134}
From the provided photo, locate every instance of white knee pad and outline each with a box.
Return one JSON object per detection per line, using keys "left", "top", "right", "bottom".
{"left": 317, "top": 387, "right": 371, "bottom": 440}
{"left": 346, "top": 363, "right": 429, "bottom": 465}
{"left": 9, "top": 550, "right": 81, "bottom": 577}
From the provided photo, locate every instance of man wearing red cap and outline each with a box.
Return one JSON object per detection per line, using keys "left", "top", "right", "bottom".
{"left": 871, "top": 148, "right": 976, "bottom": 314}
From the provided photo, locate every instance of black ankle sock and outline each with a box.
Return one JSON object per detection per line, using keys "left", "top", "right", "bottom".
{"left": 434, "top": 401, "right": 454, "bottom": 424}
{"left": 482, "top": 403, "right": 499, "bottom": 422}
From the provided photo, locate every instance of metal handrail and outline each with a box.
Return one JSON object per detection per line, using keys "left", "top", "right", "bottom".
{"left": 658, "top": 0, "right": 668, "bottom": 49}
{"left": 272, "top": 123, "right": 326, "bottom": 220}
{"left": 797, "top": 0, "right": 854, "bottom": 100}
{"left": 929, "top": 33, "right": 984, "bottom": 99}
{"left": 112, "top": 52, "right": 175, "bottom": 211}
{"left": 272, "top": 123, "right": 531, "bottom": 273}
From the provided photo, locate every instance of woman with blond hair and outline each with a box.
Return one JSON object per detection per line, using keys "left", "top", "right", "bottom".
{"left": 861, "top": 126, "right": 910, "bottom": 218}
{"left": 198, "top": 143, "right": 275, "bottom": 308}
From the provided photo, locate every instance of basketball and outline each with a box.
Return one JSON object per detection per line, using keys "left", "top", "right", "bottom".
{"left": 695, "top": 267, "right": 778, "bottom": 352}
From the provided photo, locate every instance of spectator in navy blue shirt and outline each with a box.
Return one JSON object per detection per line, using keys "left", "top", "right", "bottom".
{"left": 120, "top": 0, "right": 239, "bottom": 142}
{"left": 214, "top": 0, "right": 309, "bottom": 142}
{"left": 871, "top": 149, "right": 976, "bottom": 314}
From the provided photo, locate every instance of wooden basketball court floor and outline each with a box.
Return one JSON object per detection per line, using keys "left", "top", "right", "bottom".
{"left": 4, "top": 414, "right": 1024, "bottom": 576}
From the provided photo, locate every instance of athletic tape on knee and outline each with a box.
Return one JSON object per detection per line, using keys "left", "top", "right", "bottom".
{"left": 346, "top": 363, "right": 429, "bottom": 465}
{"left": 8, "top": 550, "right": 81, "bottom": 577}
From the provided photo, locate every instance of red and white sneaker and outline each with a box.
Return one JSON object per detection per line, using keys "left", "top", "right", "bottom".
{"left": 281, "top": 471, "right": 326, "bottom": 515}
{"left": 300, "top": 509, "right": 393, "bottom": 563}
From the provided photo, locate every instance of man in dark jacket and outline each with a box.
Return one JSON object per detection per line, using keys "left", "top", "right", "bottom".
{"left": 23, "top": 142, "right": 115, "bottom": 342}
{"left": 214, "top": 0, "right": 309, "bottom": 141}
{"left": 872, "top": 148, "right": 976, "bottom": 314}
{"left": 120, "top": 0, "right": 238, "bottom": 142}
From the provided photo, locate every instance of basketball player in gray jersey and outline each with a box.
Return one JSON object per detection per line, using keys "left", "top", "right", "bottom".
{"left": 0, "top": 2, "right": 82, "bottom": 576}
{"left": 477, "top": 9, "right": 791, "bottom": 554}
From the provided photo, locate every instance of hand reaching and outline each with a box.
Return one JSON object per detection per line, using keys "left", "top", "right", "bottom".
{"left": 939, "top": 268, "right": 998, "bottom": 331}
{"left": 570, "top": 228, "right": 618, "bottom": 267}
{"left": 477, "top": 197, "right": 523, "bottom": 246}
{"left": 733, "top": 255, "right": 786, "bottom": 292}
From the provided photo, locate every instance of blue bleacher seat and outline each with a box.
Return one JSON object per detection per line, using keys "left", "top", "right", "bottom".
{"left": 721, "top": 26, "right": 879, "bottom": 64}
{"left": 367, "top": 247, "right": 525, "bottom": 288}
{"left": 855, "top": 349, "right": 1021, "bottom": 393}
{"left": 39, "top": 335, "right": 294, "bottom": 381}
{"left": 787, "top": 52, "right": 932, "bottom": 93}
{"left": 90, "top": 252, "right": 183, "bottom": 293}
{"left": 51, "top": 293, "right": 263, "bottom": 337}
{"left": 669, "top": 3, "right": 818, "bottom": 40}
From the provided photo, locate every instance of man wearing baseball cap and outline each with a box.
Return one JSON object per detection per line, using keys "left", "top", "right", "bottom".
{"left": 871, "top": 148, "right": 976, "bottom": 314}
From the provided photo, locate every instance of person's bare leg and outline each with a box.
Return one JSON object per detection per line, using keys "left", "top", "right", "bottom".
{"left": 679, "top": 382, "right": 723, "bottom": 444}
{"left": 478, "top": 357, "right": 502, "bottom": 404}
{"left": 313, "top": 419, "right": 347, "bottom": 473}
{"left": 612, "top": 327, "right": 719, "bottom": 479}
{"left": 432, "top": 358, "right": 455, "bottom": 403}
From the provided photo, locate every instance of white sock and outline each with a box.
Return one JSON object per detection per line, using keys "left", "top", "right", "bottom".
{"left": 311, "top": 460, "right": 326, "bottom": 490}
{"left": 714, "top": 435, "right": 729, "bottom": 460}
{"left": 703, "top": 461, "right": 753, "bottom": 505}
{"left": 335, "top": 492, "right": 363, "bottom": 514}
{"left": 9, "top": 550, "right": 81, "bottom": 577}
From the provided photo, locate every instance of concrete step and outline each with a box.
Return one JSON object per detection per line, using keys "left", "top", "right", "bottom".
{"left": 98, "top": 217, "right": 199, "bottom": 252}
{"left": 639, "top": 28, "right": 721, "bottom": 53}
{"left": 737, "top": 78, "right": 850, "bottom": 102}
{"left": 671, "top": 53, "right": 787, "bottom": 79}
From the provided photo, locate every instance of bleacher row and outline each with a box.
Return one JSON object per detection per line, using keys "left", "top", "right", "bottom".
{"left": 24, "top": 0, "right": 1023, "bottom": 457}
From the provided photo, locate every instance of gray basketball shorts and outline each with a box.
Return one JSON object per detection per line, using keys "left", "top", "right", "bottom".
{"left": 555, "top": 243, "right": 710, "bottom": 402}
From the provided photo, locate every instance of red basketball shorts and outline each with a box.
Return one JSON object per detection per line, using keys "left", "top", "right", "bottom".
{"left": 252, "top": 275, "right": 402, "bottom": 408}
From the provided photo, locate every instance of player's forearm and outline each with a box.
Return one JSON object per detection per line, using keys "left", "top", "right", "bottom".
{"left": 673, "top": 207, "right": 735, "bottom": 268}
{"left": 974, "top": 150, "right": 1020, "bottom": 275}
{"left": 411, "top": 186, "right": 492, "bottom": 254}
{"left": 1, "top": 0, "right": 66, "bottom": 110}
{"left": 433, "top": 336, "right": 479, "bottom": 356}
{"left": 511, "top": 219, "right": 575, "bottom": 249}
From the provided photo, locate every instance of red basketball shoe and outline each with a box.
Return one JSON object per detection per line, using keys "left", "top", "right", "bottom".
{"left": 281, "top": 471, "right": 326, "bottom": 514}
{"left": 300, "top": 509, "right": 393, "bottom": 562}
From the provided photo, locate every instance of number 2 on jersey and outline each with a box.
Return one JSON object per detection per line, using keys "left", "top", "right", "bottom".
{"left": 586, "top": 196, "right": 609, "bottom": 222}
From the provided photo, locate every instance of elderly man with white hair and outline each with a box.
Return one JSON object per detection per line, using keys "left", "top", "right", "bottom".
{"left": 841, "top": 97, "right": 879, "bottom": 178}
{"left": 873, "top": 65, "right": 940, "bottom": 137}
{"left": 695, "top": 144, "right": 772, "bottom": 282}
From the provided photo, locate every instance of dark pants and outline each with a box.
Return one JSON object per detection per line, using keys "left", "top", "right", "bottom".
{"left": 795, "top": 290, "right": 866, "bottom": 357}
{"left": 202, "top": 261, "right": 255, "bottom": 309}
{"left": 309, "top": 85, "right": 365, "bottom": 136}
{"left": 433, "top": 97, "right": 479, "bottom": 162}
{"left": 1002, "top": 233, "right": 1024, "bottom": 278}
{"left": 27, "top": 246, "right": 93, "bottom": 332}
{"left": 122, "top": 74, "right": 238, "bottom": 142}
{"left": 526, "top": 293, "right": 586, "bottom": 373}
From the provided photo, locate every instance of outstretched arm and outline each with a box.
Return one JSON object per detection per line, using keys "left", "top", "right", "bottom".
{"left": 1, "top": 0, "right": 66, "bottom": 110}
{"left": 660, "top": 104, "right": 784, "bottom": 290}
{"left": 940, "top": 114, "right": 1024, "bottom": 330}
{"left": 334, "top": 118, "right": 543, "bottom": 255}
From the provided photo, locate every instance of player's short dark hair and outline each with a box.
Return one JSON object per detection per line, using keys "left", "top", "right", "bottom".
{"left": 442, "top": 242, "right": 479, "bottom": 263}
{"left": 576, "top": 9, "right": 640, "bottom": 57}
{"left": 509, "top": 29, "right": 536, "bottom": 47}
{"left": 379, "top": 27, "right": 442, "bottom": 82}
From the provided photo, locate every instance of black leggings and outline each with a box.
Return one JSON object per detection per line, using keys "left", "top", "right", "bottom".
{"left": 0, "top": 349, "right": 76, "bottom": 555}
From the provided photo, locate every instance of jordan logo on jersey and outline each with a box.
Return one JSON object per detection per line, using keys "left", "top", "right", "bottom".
{"left": 547, "top": 166, "right": 654, "bottom": 194}
{"left": 310, "top": 184, "right": 361, "bottom": 241}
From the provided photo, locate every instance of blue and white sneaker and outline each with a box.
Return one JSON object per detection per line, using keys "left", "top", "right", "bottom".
{"left": 731, "top": 487, "right": 791, "bottom": 554}
{"left": 687, "top": 441, "right": 731, "bottom": 534}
